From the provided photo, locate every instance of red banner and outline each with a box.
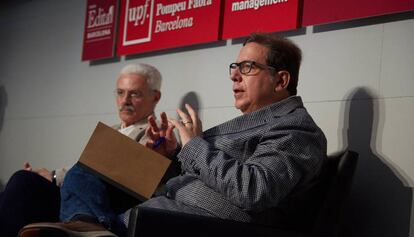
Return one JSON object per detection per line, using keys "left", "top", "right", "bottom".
{"left": 302, "top": 0, "right": 414, "bottom": 26}
{"left": 221, "top": 0, "right": 300, "bottom": 40}
{"left": 117, "top": 0, "right": 222, "bottom": 56}
{"left": 82, "top": 0, "right": 118, "bottom": 61}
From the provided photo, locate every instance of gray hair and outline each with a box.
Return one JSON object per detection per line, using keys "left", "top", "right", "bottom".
{"left": 119, "top": 63, "right": 162, "bottom": 91}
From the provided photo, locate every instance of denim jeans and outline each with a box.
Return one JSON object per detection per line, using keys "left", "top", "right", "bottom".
{"left": 60, "top": 163, "right": 134, "bottom": 235}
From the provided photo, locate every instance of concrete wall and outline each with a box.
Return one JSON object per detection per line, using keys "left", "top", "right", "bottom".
{"left": 0, "top": 1, "right": 413, "bottom": 236}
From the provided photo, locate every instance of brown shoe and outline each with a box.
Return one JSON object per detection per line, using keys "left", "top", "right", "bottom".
{"left": 18, "top": 221, "right": 117, "bottom": 237}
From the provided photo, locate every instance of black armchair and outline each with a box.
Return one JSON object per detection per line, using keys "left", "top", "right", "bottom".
{"left": 127, "top": 150, "right": 358, "bottom": 237}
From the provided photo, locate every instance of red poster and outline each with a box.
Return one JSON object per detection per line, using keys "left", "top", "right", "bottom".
{"left": 221, "top": 0, "right": 301, "bottom": 40}
{"left": 117, "top": 0, "right": 222, "bottom": 56}
{"left": 82, "top": 0, "right": 118, "bottom": 61}
{"left": 302, "top": 0, "right": 414, "bottom": 26}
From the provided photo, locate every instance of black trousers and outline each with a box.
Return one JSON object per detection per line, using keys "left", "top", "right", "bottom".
{"left": 0, "top": 170, "right": 60, "bottom": 237}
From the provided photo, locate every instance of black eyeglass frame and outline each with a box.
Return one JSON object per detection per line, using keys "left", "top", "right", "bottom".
{"left": 229, "top": 60, "right": 277, "bottom": 75}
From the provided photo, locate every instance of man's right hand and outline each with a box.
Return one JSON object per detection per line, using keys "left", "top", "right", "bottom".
{"left": 145, "top": 112, "right": 178, "bottom": 158}
{"left": 23, "top": 162, "right": 53, "bottom": 182}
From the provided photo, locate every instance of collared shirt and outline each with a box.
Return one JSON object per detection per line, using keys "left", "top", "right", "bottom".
{"left": 119, "top": 124, "right": 139, "bottom": 137}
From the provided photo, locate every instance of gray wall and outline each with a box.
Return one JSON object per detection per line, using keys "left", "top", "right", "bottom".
{"left": 0, "top": 1, "right": 413, "bottom": 236}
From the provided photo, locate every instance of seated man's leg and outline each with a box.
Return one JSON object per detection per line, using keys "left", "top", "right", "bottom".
{"left": 60, "top": 163, "right": 127, "bottom": 234}
{"left": 19, "top": 164, "right": 140, "bottom": 237}
{"left": 0, "top": 170, "right": 60, "bottom": 237}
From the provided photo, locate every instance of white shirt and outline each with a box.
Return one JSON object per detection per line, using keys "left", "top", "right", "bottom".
{"left": 118, "top": 124, "right": 138, "bottom": 137}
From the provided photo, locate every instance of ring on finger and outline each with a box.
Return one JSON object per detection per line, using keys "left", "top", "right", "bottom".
{"left": 181, "top": 120, "right": 193, "bottom": 125}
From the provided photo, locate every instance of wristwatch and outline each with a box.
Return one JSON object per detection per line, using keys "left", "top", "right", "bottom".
{"left": 51, "top": 170, "right": 57, "bottom": 185}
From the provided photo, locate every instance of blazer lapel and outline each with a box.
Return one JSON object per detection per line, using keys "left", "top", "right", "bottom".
{"left": 128, "top": 122, "right": 147, "bottom": 141}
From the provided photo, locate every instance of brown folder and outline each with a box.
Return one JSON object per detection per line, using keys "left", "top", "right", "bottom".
{"left": 78, "top": 122, "right": 171, "bottom": 201}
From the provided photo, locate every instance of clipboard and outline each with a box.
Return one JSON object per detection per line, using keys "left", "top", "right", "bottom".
{"left": 78, "top": 122, "right": 171, "bottom": 201}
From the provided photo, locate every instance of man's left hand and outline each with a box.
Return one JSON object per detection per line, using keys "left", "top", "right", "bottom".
{"left": 169, "top": 104, "right": 202, "bottom": 146}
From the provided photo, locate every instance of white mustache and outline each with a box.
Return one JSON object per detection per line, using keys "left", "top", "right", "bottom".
{"left": 119, "top": 105, "right": 135, "bottom": 112}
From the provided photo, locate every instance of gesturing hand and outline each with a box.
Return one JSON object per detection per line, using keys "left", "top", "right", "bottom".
{"left": 168, "top": 104, "right": 202, "bottom": 146}
{"left": 145, "top": 112, "right": 178, "bottom": 158}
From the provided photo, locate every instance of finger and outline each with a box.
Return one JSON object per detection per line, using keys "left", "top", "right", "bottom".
{"left": 145, "top": 126, "right": 158, "bottom": 141}
{"left": 148, "top": 115, "right": 159, "bottom": 132}
{"left": 23, "top": 162, "right": 32, "bottom": 171}
{"left": 185, "top": 104, "right": 199, "bottom": 126}
{"left": 169, "top": 118, "right": 186, "bottom": 134}
{"left": 169, "top": 118, "right": 192, "bottom": 146}
{"left": 165, "top": 123, "right": 176, "bottom": 140}
{"left": 145, "top": 130, "right": 161, "bottom": 148}
{"left": 145, "top": 140, "right": 155, "bottom": 149}
{"left": 160, "top": 112, "right": 169, "bottom": 130}
{"left": 176, "top": 108, "right": 191, "bottom": 123}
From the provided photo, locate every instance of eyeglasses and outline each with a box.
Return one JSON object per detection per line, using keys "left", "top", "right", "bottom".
{"left": 229, "top": 60, "right": 276, "bottom": 75}
{"left": 114, "top": 89, "right": 144, "bottom": 100}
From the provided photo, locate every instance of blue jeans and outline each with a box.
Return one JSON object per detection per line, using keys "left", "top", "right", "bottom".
{"left": 60, "top": 163, "right": 138, "bottom": 235}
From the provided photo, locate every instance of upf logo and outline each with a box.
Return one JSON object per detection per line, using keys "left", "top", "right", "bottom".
{"left": 128, "top": 0, "right": 150, "bottom": 26}
{"left": 123, "top": 0, "right": 154, "bottom": 46}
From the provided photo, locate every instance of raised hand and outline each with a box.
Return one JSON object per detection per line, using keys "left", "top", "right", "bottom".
{"left": 145, "top": 112, "right": 178, "bottom": 157}
{"left": 168, "top": 104, "right": 202, "bottom": 146}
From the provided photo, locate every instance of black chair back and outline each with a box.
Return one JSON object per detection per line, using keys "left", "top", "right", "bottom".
{"left": 312, "top": 150, "right": 359, "bottom": 237}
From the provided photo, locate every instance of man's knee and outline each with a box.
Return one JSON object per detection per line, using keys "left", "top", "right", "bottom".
{"left": 8, "top": 170, "right": 42, "bottom": 185}
{"left": 6, "top": 170, "right": 56, "bottom": 195}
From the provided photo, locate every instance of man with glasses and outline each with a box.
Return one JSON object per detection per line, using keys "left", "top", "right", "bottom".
{"left": 20, "top": 33, "right": 327, "bottom": 236}
{"left": 141, "top": 32, "right": 327, "bottom": 230}
{"left": 0, "top": 63, "right": 168, "bottom": 237}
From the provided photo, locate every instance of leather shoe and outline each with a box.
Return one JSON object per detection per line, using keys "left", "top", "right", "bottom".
{"left": 18, "top": 220, "right": 117, "bottom": 237}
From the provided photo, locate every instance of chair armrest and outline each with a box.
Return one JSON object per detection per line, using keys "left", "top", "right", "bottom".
{"left": 127, "top": 206, "right": 308, "bottom": 237}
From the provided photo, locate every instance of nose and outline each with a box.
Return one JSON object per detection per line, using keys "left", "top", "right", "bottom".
{"left": 230, "top": 68, "right": 242, "bottom": 82}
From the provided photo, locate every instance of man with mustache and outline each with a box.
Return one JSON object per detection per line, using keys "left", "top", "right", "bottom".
{"left": 0, "top": 63, "right": 165, "bottom": 237}
{"left": 20, "top": 33, "right": 327, "bottom": 237}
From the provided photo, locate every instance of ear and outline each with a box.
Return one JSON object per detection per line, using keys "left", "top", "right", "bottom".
{"left": 153, "top": 90, "right": 161, "bottom": 103}
{"left": 274, "top": 70, "right": 291, "bottom": 92}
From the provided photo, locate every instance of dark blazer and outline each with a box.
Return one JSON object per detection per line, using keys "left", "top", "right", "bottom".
{"left": 141, "top": 96, "right": 327, "bottom": 228}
